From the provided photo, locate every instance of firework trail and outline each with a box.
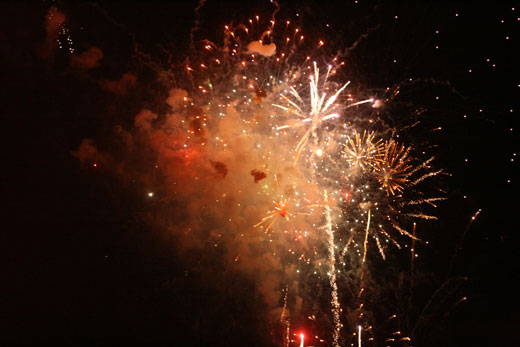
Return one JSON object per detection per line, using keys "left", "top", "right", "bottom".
{"left": 324, "top": 190, "right": 341, "bottom": 346}
{"left": 281, "top": 286, "right": 290, "bottom": 347}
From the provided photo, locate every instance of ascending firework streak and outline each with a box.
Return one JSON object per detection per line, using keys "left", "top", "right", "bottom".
{"left": 324, "top": 190, "right": 341, "bottom": 347}
{"left": 281, "top": 286, "right": 290, "bottom": 347}
{"left": 362, "top": 210, "right": 371, "bottom": 264}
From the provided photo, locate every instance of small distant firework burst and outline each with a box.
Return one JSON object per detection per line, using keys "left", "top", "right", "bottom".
{"left": 374, "top": 139, "right": 413, "bottom": 196}
{"left": 343, "top": 130, "right": 384, "bottom": 171}
{"left": 253, "top": 198, "right": 317, "bottom": 233}
{"left": 46, "top": 5, "right": 75, "bottom": 53}
{"left": 161, "top": 7, "right": 444, "bottom": 346}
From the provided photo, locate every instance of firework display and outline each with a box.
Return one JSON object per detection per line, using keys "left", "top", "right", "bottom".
{"left": 121, "top": 12, "right": 443, "bottom": 345}
{"left": 8, "top": 0, "right": 520, "bottom": 345}
{"left": 67, "top": 3, "right": 471, "bottom": 346}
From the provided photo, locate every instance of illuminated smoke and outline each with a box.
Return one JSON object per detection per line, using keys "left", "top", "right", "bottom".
{"left": 71, "top": 5, "right": 445, "bottom": 345}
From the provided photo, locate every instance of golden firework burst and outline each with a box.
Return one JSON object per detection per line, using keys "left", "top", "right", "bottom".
{"left": 343, "top": 130, "right": 384, "bottom": 170}
{"left": 374, "top": 139, "right": 413, "bottom": 195}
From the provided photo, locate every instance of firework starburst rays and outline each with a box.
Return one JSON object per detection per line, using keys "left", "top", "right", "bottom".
{"left": 374, "top": 139, "right": 414, "bottom": 195}
{"left": 343, "top": 130, "right": 384, "bottom": 171}
{"left": 274, "top": 62, "right": 374, "bottom": 163}
{"left": 253, "top": 198, "right": 320, "bottom": 233}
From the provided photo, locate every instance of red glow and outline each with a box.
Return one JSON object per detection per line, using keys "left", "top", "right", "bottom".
{"left": 93, "top": 163, "right": 97, "bottom": 167}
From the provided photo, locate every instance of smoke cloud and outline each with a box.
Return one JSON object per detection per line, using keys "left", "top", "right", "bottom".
{"left": 100, "top": 73, "right": 137, "bottom": 95}
{"left": 69, "top": 46, "right": 103, "bottom": 70}
{"left": 247, "top": 41, "right": 277, "bottom": 57}
{"left": 72, "top": 83, "right": 312, "bottom": 328}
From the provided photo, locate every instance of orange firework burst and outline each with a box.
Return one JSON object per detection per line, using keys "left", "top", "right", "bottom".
{"left": 254, "top": 199, "right": 292, "bottom": 232}
{"left": 374, "top": 139, "right": 413, "bottom": 195}
{"left": 254, "top": 198, "right": 322, "bottom": 233}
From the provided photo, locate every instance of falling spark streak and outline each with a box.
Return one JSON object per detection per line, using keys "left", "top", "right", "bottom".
{"left": 407, "top": 197, "right": 446, "bottom": 207}
{"left": 409, "top": 169, "right": 444, "bottom": 186}
{"left": 409, "top": 157, "right": 435, "bottom": 175}
{"left": 383, "top": 232, "right": 402, "bottom": 249}
{"left": 346, "top": 99, "right": 374, "bottom": 108}
{"left": 405, "top": 213, "right": 437, "bottom": 220}
{"left": 392, "top": 222, "right": 421, "bottom": 240}
{"left": 373, "top": 233, "right": 385, "bottom": 259}
{"left": 324, "top": 190, "right": 341, "bottom": 347}
{"left": 448, "top": 210, "right": 481, "bottom": 274}
{"left": 455, "top": 210, "right": 481, "bottom": 250}
{"left": 299, "top": 333, "right": 305, "bottom": 347}
{"left": 362, "top": 210, "right": 371, "bottom": 263}
{"left": 444, "top": 296, "right": 467, "bottom": 317}
{"left": 341, "top": 235, "right": 355, "bottom": 258}
{"left": 358, "top": 325, "right": 362, "bottom": 347}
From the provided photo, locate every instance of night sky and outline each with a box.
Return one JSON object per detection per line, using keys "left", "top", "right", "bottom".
{"left": 4, "top": 1, "right": 519, "bottom": 346}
